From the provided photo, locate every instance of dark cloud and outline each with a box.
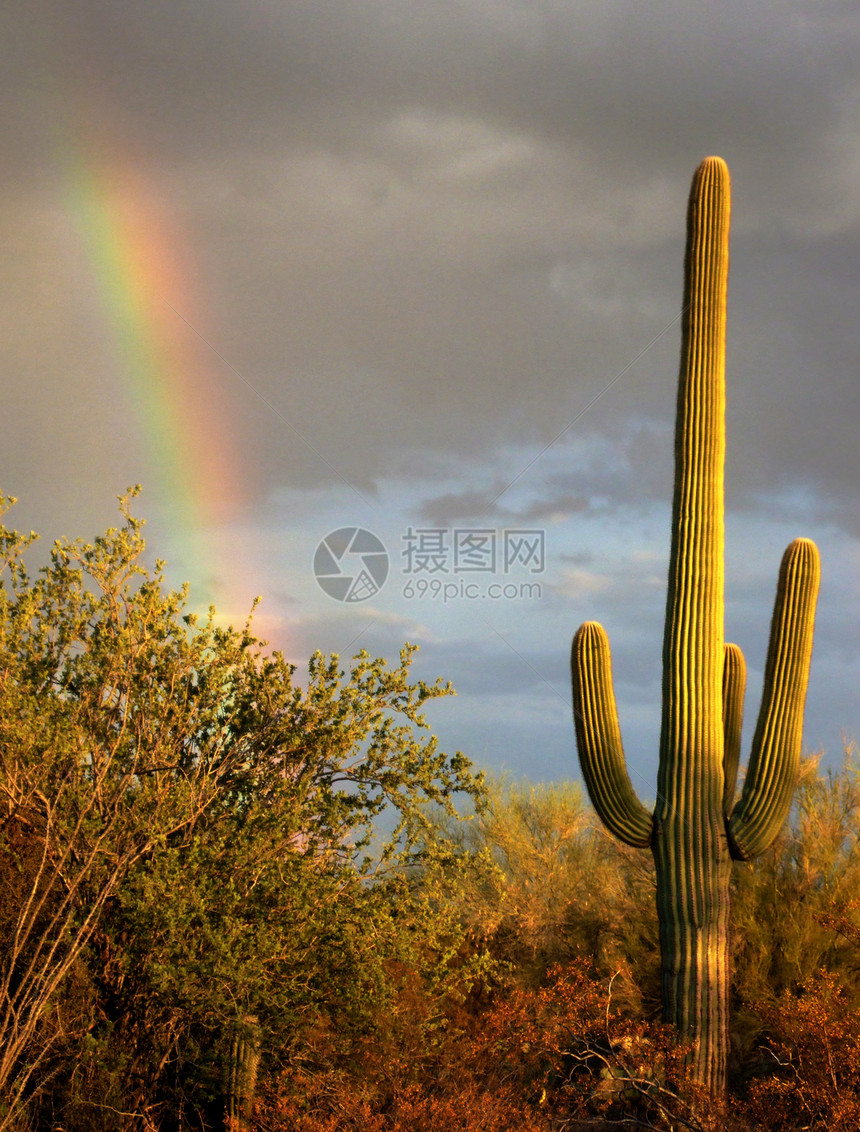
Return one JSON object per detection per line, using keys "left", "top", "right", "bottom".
{"left": 4, "top": 2, "right": 857, "bottom": 511}
{"left": 415, "top": 480, "right": 589, "bottom": 526}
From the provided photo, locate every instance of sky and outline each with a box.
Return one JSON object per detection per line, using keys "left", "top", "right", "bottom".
{"left": 2, "top": 1, "right": 859, "bottom": 799}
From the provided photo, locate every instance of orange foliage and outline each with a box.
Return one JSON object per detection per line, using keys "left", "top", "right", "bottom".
{"left": 250, "top": 960, "right": 860, "bottom": 1132}
{"left": 256, "top": 1073, "right": 552, "bottom": 1132}
{"left": 739, "top": 970, "right": 860, "bottom": 1131}
{"left": 253, "top": 963, "right": 722, "bottom": 1132}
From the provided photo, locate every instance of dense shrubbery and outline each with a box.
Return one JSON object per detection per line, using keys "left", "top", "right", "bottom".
{"left": 1, "top": 495, "right": 859, "bottom": 1130}
{"left": 250, "top": 770, "right": 860, "bottom": 1132}
{"left": 0, "top": 493, "right": 485, "bottom": 1130}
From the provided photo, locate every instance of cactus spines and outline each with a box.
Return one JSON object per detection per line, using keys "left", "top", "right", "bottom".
{"left": 570, "top": 157, "right": 820, "bottom": 1094}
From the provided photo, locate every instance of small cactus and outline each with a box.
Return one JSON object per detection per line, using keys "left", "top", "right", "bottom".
{"left": 570, "top": 157, "right": 820, "bottom": 1094}
{"left": 224, "top": 1014, "right": 261, "bottom": 1127}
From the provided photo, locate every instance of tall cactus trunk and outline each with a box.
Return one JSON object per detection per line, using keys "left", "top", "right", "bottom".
{"left": 655, "top": 156, "right": 731, "bottom": 1092}
{"left": 655, "top": 818, "right": 732, "bottom": 1091}
{"left": 655, "top": 871, "right": 732, "bottom": 1092}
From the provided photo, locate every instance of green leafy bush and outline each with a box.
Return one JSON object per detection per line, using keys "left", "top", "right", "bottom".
{"left": 0, "top": 491, "right": 485, "bottom": 1130}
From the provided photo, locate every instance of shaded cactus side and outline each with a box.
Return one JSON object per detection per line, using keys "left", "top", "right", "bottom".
{"left": 224, "top": 1014, "right": 261, "bottom": 1127}
{"left": 570, "top": 157, "right": 820, "bottom": 1095}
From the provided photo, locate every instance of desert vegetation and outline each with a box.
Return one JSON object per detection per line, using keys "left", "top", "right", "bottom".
{"left": 1, "top": 492, "right": 859, "bottom": 1131}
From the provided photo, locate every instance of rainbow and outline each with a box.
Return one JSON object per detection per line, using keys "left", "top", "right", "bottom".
{"left": 63, "top": 135, "right": 256, "bottom": 623}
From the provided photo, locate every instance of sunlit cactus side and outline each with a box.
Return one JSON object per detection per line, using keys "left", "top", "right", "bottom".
{"left": 721, "top": 642, "right": 746, "bottom": 815}
{"left": 570, "top": 157, "right": 820, "bottom": 1096}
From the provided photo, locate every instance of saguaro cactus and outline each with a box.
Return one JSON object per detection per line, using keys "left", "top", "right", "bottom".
{"left": 570, "top": 157, "right": 820, "bottom": 1094}
{"left": 224, "top": 1014, "right": 261, "bottom": 1127}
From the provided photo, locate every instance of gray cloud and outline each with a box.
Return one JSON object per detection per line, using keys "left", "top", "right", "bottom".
{"left": 416, "top": 479, "right": 589, "bottom": 525}
{"left": 4, "top": 2, "right": 858, "bottom": 518}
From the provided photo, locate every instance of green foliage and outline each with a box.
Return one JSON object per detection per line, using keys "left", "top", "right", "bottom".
{"left": 2, "top": 484, "right": 858, "bottom": 1130}
{"left": 0, "top": 490, "right": 486, "bottom": 1129}
{"left": 0, "top": 488, "right": 261, "bottom": 1123}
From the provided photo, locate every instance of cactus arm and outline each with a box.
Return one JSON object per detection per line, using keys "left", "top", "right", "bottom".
{"left": 722, "top": 643, "right": 746, "bottom": 816}
{"left": 728, "top": 538, "right": 821, "bottom": 860}
{"left": 571, "top": 621, "right": 653, "bottom": 848}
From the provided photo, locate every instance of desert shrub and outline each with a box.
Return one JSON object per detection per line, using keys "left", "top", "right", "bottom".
{"left": 423, "top": 778, "right": 661, "bottom": 1012}
{"left": 0, "top": 492, "right": 486, "bottom": 1130}
{"left": 737, "top": 970, "right": 860, "bottom": 1131}
{"left": 255, "top": 759, "right": 860, "bottom": 1131}
{"left": 730, "top": 753, "right": 860, "bottom": 1063}
{"left": 257, "top": 1072, "right": 554, "bottom": 1132}
{"left": 257, "top": 960, "right": 738, "bottom": 1132}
